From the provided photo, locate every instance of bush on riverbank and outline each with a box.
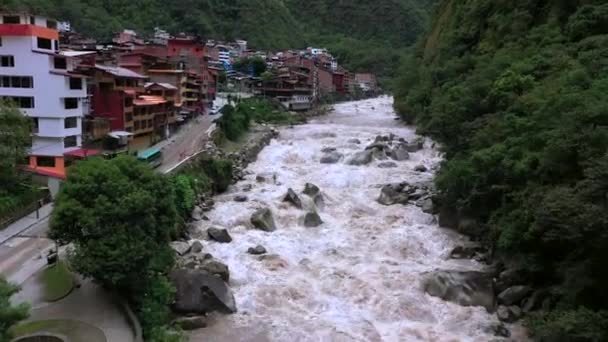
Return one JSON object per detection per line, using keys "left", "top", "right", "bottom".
{"left": 395, "top": 0, "right": 608, "bottom": 339}
{"left": 218, "top": 97, "right": 302, "bottom": 141}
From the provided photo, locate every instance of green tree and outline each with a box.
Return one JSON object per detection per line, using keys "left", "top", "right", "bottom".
{"left": 0, "top": 101, "right": 32, "bottom": 193}
{"left": 49, "top": 156, "right": 180, "bottom": 340}
{"left": 0, "top": 277, "right": 29, "bottom": 342}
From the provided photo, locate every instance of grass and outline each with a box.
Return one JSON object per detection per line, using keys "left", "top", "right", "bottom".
{"left": 40, "top": 261, "right": 74, "bottom": 302}
{"left": 11, "top": 319, "right": 107, "bottom": 342}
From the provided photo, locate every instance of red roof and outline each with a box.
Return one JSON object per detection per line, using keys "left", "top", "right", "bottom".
{"left": 24, "top": 166, "right": 66, "bottom": 180}
{"left": 134, "top": 95, "right": 167, "bottom": 106}
{"left": 64, "top": 148, "right": 102, "bottom": 158}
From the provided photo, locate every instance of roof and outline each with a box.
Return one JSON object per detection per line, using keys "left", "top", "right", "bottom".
{"left": 108, "top": 131, "right": 133, "bottom": 138}
{"left": 123, "top": 89, "right": 137, "bottom": 96}
{"left": 148, "top": 69, "right": 184, "bottom": 74}
{"left": 134, "top": 95, "right": 167, "bottom": 106}
{"left": 145, "top": 82, "right": 177, "bottom": 90}
{"left": 60, "top": 50, "right": 97, "bottom": 57}
{"left": 95, "top": 64, "right": 147, "bottom": 79}
{"left": 138, "top": 148, "right": 161, "bottom": 159}
{"left": 64, "top": 148, "right": 102, "bottom": 158}
{"left": 24, "top": 166, "right": 66, "bottom": 180}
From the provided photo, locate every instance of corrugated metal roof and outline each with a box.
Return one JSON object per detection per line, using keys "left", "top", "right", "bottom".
{"left": 95, "top": 64, "right": 147, "bottom": 78}
{"left": 145, "top": 82, "right": 178, "bottom": 90}
{"left": 60, "top": 50, "right": 97, "bottom": 57}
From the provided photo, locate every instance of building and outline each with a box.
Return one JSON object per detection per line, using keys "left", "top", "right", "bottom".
{"left": 0, "top": 13, "right": 90, "bottom": 179}
{"left": 354, "top": 73, "right": 379, "bottom": 93}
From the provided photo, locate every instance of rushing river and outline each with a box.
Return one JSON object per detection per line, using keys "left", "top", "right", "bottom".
{"left": 192, "top": 97, "right": 524, "bottom": 342}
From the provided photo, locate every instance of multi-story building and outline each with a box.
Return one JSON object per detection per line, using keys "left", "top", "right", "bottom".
{"left": 0, "top": 13, "right": 89, "bottom": 179}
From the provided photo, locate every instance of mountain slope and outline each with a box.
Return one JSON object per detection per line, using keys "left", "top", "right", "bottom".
{"left": 395, "top": 0, "right": 608, "bottom": 339}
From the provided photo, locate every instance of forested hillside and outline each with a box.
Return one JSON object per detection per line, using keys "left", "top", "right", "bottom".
{"left": 395, "top": 0, "right": 608, "bottom": 339}
{"left": 2, "top": 0, "right": 435, "bottom": 84}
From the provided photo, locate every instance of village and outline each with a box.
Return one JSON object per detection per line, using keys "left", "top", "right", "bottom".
{"left": 0, "top": 13, "right": 380, "bottom": 193}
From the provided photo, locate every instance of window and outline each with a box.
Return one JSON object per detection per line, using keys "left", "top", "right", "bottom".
{"left": 0, "top": 76, "right": 33, "bottom": 88}
{"left": 125, "top": 113, "right": 133, "bottom": 122}
{"left": 37, "top": 156, "right": 56, "bottom": 167}
{"left": 69, "top": 77, "right": 82, "bottom": 90}
{"left": 64, "top": 117, "right": 77, "bottom": 129}
{"left": 30, "top": 16, "right": 35, "bottom": 25}
{"left": 46, "top": 20, "right": 57, "bottom": 29}
{"left": 0, "top": 37, "right": 2, "bottom": 47}
{"left": 32, "top": 118, "right": 39, "bottom": 133}
{"left": 54, "top": 40, "right": 59, "bottom": 51}
{"left": 126, "top": 127, "right": 133, "bottom": 133}
{"left": 3, "top": 16, "right": 20, "bottom": 24}
{"left": 64, "top": 136, "right": 77, "bottom": 148}
{"left": 37, "top": 37, "right": 52, "bottom": 50}
{"left": 64, "top": 98, "right": 78, "bottom": 109}
{"left": 1, "top": 56, "right": 15, "bottom": 67}
{"left": 2, "top": 96, "right": 34, "bottom": 108}
{"left": 124, "top": 97, "right": 133, "bottom": 107}
{"left": 53, "top": 57, "right": 67, "bottom": 69}
{"left": 148, "top": 119, "right": 153, "bottom": 127}
{"left": 115, "top": 78, "right": 125, "bottom": 87}
{"left": 134, "top": 121, "right": 140, "bottom": 130}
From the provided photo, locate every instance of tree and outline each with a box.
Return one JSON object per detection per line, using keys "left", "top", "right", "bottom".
{"left": 49, "top": 156, "right": 178, "bottom": 295}
{"left": 0, "top": 277, "right": 29, "bottom": 342}
{"left": 0, "top": 101, "right": 32, "bottom": 193}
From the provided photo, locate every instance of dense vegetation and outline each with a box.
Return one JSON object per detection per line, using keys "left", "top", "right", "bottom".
{"left": 395, "top": 0, "right": 608, "bottom": 339}
{"left": 0, "top": 277, "right": 29, "bottom": 342}
{"left": 217, "top": 97, "right": 302, "bottom": 141}
{"left": 0, "top": 102, "right": 37, "bottom": 225}
{"left": 2, "top": 0, "right": 435, "bottom": 85}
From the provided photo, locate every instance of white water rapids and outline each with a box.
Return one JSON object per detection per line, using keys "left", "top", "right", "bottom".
{"left": 191, "top": 97, "right": 525, "bottom": 341}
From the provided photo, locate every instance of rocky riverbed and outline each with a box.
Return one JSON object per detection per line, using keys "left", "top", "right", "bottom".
{"left": 177, "top": 97, "right": 529, "bottom": 341}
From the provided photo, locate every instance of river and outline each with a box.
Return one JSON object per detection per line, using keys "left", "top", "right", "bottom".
{"left": 192, "top": 97, "right": 524, "bottom": 341}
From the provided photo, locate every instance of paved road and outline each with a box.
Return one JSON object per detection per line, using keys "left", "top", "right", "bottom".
{"left": 157, "top": 114, "right": 217, "bottom": 174}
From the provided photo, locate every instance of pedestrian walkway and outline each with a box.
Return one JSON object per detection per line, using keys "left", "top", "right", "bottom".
{"left": 0, "top": 203, "right": 53, "bottom": 245}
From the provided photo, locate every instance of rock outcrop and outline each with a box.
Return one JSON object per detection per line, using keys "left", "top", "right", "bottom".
{"left": 170, "top": 268, "right": 237, "bottom": 314}
{"left": 423, "top": 270, "right": 495, "bottom": 311}
{"left": 207, "top": 227, "right": 232, "bottom": 243}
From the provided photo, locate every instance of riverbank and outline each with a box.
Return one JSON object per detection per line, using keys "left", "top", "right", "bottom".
{"left": 174, "top": 97, "right": 527, "bottom": 341}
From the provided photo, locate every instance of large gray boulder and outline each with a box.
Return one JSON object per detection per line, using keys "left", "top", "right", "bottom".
{"left": 170, "top": 268, "right": 237, "bottom": 314}
{"left": 371, "top": 148, "right": 388, "bottom": 160}
{"left": 377, "top": 183, "right": 418, "bottom": 206}
{"left": 404, "top": 139, "right": 425, "bottom": 152}
{"left": 303, "top": 212, "right": 323, "bottom": 227}
{"left": 170, "top": 241, "right": 192, "bottom": 256}
{"left": 365, "top": 142, "right": 389, "bottom": 151}
{"left": 191, "top": 206, "right": 204, "bottom": 221}
{"left": 190, "top": 241, "right": 203, "bottom": 253}
{"left": 495, "top": 269, "right": 529, "bottom": 293}
{"left": 251, "top": 208, "right": 277, "bottom": 232}
{"left": 207, "top": 227, "right": 232, "bottom": 243}
{"left": 199, "top": 259, "right": 230, "bottom": 282}
{"left": 320, "top": 151, "right": 343, "bottom": 164}
{"left": 347, "top": 138, "right": 361, "bottom": 144}
{"left": 303, "top": 183, "right": 320, "bottom": 197}
{"left": 347, "top": 150, "right": 373, "bottom": 166}
{"left": 497, "top": 285, "right": 532, "bottom": 306}
{"left": 247, "top": 245, "right": 267, "bottom": 255}
{"left": 423, "top": 270, "right": 495, "bottom": 311}
{"left": 497, "top": 305, "right": 522, "bottom": 323}
{"left": 283, "top": 188, "right": 303, "bottom": 209}
{"left": 387, "top": 145, "right": 410, "bottom": 161}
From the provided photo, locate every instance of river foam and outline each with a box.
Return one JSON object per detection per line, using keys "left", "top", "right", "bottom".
{"left": 191, "top": 97, "right": 525, "bottom": 342}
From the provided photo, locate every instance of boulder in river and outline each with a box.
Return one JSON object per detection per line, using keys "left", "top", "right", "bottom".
{"left": 321, "top": 147, "right": 337, "bottom": 153}
{"left": 199, "top": 259, "right": 230, "bottom": 282}
{"left": 320, "top": 151, "right": 343, "bottom": 164}
{"left": 495, "top": 268, "right": 529, "bottom": 293}
{"left": 190, "top": 241, "right": 203, "bottom": 253}
{"left": 191, "top": 206, "right": 204, "bottom": 221}
{"left": 256, "top": 172, "right": 276, "bottom": 183}
{"left": 365, "top": 142, "right": 389, "bottom": 151}
{"left": 404, "top": 139, "right": 425, "bottom": 152}
{"left": 449, "top": 244, "right": 486, "bottom": 260}
{"left": 387, "top": 145, "right": 410, "bottom": 161}
{"left": 313, "top": 193, "right": 325, "bottom": 210}
{"left": 377, "top": 182, "right": 417, "bottom": 206}
{"left": 347, "top": 150, "right": 373, "bottom": 166}
{"left": 303, "top": 183, "right": 320, "bottom": 197}
{"left": 283, "top": 188, "right": 303, "bottom": 209}
{"left": 483, "top": 323, "right": 511, "bottom": 338}
{"left": 497, "top": 305, "right": 522, "bottom": 323}
{"left": 170, "top": 268, "right": 237, "bottom": 314}
{"left": 170, "top": 241, "right": 191, "bottom": 256}
{"left": 207, "top": 227, "right": 232, "bottom": 243}
{"left": 234, "top": 195, "right": 248, "bottom": 202}
{"left": 347, "top": 138, "right": 361, "bottom": 144}
{"left": 251, "top": 208, "right": 277, "bottom": 232}
{"left": 247, "top": 245, "right": 267, "bottom": 255}
{"left": 378, "top": 161, "right": 398, "bottom": 169}
{"left": 423, "top": 270, "right": 495, "bottom": 311}
{"left": 303, "top": 212, "right": 323, "bottom": 227}
{"left": 497, "top": 285, "right": 532, "bottom": 306}
{"left": 414, "top": 164, "right": 428, "bottom": 172}
{"left": 371, "top": 148, "right": 388, "bottom": 160}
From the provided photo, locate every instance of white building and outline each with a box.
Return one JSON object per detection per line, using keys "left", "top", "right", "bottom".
{"left": 0, "top": 13, "right": 89, "bottom": 179}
